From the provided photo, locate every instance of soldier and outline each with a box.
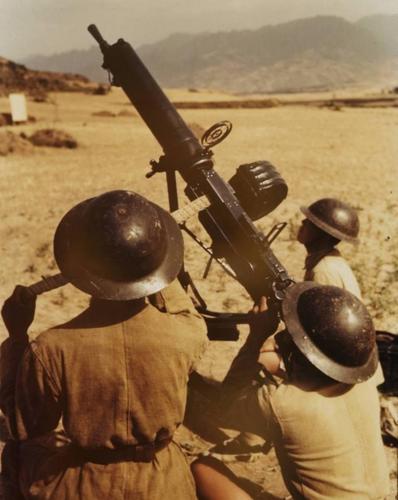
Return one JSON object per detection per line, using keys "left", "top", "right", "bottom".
{"left": 207, "top": 198, "right": 379, "bottom": 461}
{"left": 298, "top": 197, "right": 384, "bottom": 388}
{"left": 192, "top": 284, "right": 390, "bottom": 500}
{"left": 0, "top": 190, "right": 208, "bottom": 500}
{"left": 297, "top": 197, "right": 361, "bottom": 297}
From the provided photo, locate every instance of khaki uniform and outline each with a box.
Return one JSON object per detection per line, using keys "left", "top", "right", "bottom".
{"left": 304, "top": 248, "right": 361, "bottom": 299}
{"left": 0, "top": 281, "right": 208, "bottom": 500}
{"left": 223, "top": 340, "right": 390, "bottom": 499}
{"left": 224, "top": 248, "right": 367, "bottom": 451}
{"left": 304, "top": 247, "right": 384, "bottom": 386}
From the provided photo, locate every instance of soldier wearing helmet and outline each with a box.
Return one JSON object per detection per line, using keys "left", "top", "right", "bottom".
{"left": 0, "top": 190, "right": 208, "bottom": 500}
{"left": 208, "top": 198, "right": 367, "bottom": 463}
{"left": 297, "top": 198, "right": 361, "bottom": 298}
{"left": 191, "top": 284, "right": 389, "bottom": 500}
{"left": 298, "top": 197, "right": 384, "bottom": 389}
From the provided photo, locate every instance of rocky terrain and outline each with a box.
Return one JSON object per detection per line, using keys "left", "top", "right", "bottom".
{"left": 0, "top": 56, "right": 99, "bottom": 97}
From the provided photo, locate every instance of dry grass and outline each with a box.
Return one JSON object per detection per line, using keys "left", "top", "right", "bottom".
{"left": 0, "top": 87, "right": 397, "bottom": 498}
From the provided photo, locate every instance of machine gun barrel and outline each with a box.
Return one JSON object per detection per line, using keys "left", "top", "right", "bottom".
{"left": 88, "top": 25, "right": 204, "bottom": 167}
{"left": 88, "top": 25, "right": 293, "bottom": 303}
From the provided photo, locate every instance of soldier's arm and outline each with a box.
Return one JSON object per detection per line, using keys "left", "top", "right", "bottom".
{"left": 222, "top": 297, "right": 280, "bottom": 392}
{"left": 155, "top": 279, "right": 204, "bottom": 318}
{"left": 14, "top": 343, "right": 62, "bottom": 440}
{"left": 0, "top": 286, "right": 36, "bottom": 436}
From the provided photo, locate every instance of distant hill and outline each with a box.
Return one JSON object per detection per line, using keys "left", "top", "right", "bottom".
{"left": 357, "top": 14, "right": 398, "bottom": 56}
{"left": 21, "top": 15, "right": 398, "bottom": 93}
{"left": 0, "top": 57, "right": 97, "bottom": 97}
{"left": 22, "top": 47, "right": 105, "bottom": 85}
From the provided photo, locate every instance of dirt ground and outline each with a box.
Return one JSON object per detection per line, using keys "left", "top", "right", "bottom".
{"left": 0, "top": 87, "right": 397, "bottom": 498}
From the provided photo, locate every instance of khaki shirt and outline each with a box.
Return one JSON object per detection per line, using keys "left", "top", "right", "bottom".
{"left": 304, "top": 248, "right": 361, "bottom": 299}
{"left": 0, "top": 281, "right": 208, "bottom": 500}
{"left": 224, "top": 371, "right": 390, "bottom": 500}
{"left": 304, "top": 248, "right": 384, "bottom": 386}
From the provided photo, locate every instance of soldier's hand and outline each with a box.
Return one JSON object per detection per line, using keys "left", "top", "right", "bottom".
{"left": 249, "top": 296, "right": 279, "bottom": 336}
{"left": 251, "top": 296, "right": 268, "bottom": 314}
{"left": 1, "top": 285, "right": 37, "bottom": 338}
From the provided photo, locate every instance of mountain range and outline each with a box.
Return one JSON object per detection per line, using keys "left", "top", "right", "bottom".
{"left": 19, "top": 15, "right": 398, "bottom": 93}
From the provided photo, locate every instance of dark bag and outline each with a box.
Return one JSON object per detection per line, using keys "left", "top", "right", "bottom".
{"left": 376, "top": 331, "right": 398, "bottom": 395}
{"left": 377, "top": 331, "right": 398, "bottom": 447}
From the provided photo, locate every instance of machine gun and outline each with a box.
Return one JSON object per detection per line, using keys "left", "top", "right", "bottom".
{"left": 88, "top": 25, "right": 295, "bottom": 339}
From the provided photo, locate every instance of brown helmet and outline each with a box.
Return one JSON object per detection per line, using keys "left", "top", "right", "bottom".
{"left": 282, "top": 282, "right": 378, "bottom": 384}
{"left": 300, "top": 198, "right": 359, "bottom": 243}
{"left": 54, "top": 190, "right": 183, "bottom": 300}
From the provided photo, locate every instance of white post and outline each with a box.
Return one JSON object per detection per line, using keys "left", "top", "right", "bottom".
{"left": 9, "top": 93, "right": 28, "bottom": 123}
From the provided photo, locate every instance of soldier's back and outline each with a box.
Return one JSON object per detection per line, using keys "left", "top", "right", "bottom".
{"left": 15, "top": 285, "right": 207, "bottom": 500}
{"left": 268, "top": 378, "right": 389, "bottom": 499}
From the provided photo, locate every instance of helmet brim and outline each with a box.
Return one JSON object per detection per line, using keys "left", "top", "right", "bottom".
{"left": 300, "top": 206, "right": 359, "bottom": 244}
{"left": 54, "top": 199, "right": 184, "bottom": 300}
{"left": 282, "top": 281, "right": 378, "bottom": 384}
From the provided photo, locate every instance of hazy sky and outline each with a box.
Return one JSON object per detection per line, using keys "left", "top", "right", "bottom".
{"left": 1, "top": 0, "right": 398, "bottom": 61}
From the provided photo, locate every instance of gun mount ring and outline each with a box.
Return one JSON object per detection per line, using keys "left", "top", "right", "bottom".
{"left": 201, "top": 121, "right": 232, "bottom": 149}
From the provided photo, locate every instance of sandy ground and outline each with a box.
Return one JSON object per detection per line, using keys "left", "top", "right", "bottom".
{"left": 0, "top": 87, "right": 397, "bottom": 498}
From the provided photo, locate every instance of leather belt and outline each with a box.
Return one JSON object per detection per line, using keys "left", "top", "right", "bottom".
{"left": 80, "top": 437, "right": 173, "bottom": 464}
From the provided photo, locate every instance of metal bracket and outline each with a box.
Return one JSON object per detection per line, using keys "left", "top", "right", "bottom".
{"left": 146, "top": 156, "right": 171, "bottom": 178}
{"left": 181, "top": 224, "right": 237, "bottom": 281}
{"left": 264, "top": 222, "right": 287, "bottom": 245}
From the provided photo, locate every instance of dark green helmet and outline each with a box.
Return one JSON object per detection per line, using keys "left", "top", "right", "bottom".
{"left": 54, "top": 190, "right": 183, "bottom": 300}
{"left": 282, "top": 282, "right": 378, "bottom": 384}
{"left": 300, "top": 198, "right": 359, "bottom": 243}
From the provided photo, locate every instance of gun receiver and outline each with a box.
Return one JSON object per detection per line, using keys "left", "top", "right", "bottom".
{"left": 88, "top": 25, "right": 294, "bottom": 304}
